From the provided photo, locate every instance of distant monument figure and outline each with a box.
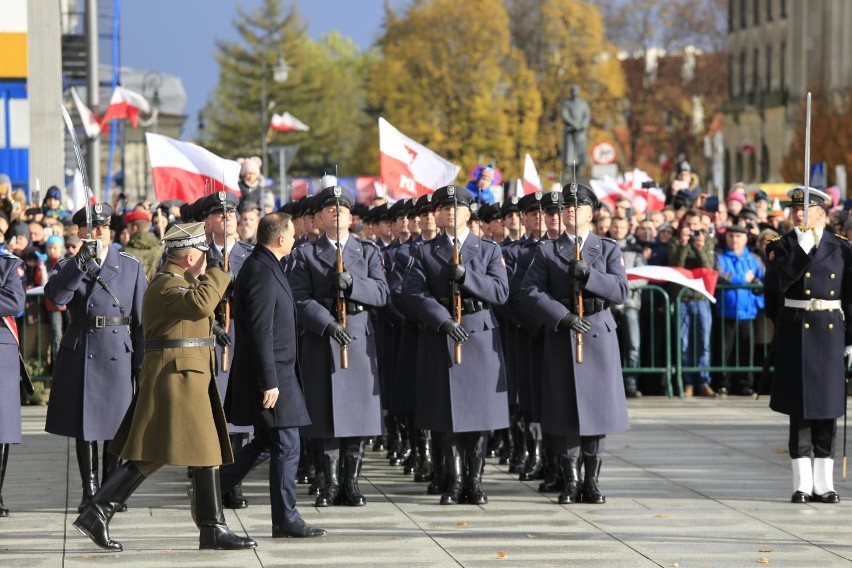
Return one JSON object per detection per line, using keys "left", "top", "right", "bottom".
{"left": 561, "top": 85, "right": 591, "bottom": 174}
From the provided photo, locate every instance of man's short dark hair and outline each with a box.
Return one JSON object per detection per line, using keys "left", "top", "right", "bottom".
{"left": 257, "top": 213, "right": 292, "bottom": 246}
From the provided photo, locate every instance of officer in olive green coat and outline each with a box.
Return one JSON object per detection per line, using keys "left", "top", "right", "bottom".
{"left": 73, "top": 222, "right": 256, "bottom": 553}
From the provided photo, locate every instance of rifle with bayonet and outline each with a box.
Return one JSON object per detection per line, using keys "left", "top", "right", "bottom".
{"left": 334, "top": 186, "right": 349, "bottom": 369}
{"left": 451, "top": 188, "right": 463, "bottom": 365}
{"left": 570, "top": 164, "right": 584, "bottom": 364}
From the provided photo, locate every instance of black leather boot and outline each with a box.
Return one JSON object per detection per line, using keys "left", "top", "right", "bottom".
{"left": 75, "top": 439, "right": 99, "bottom": 514}
{"left": 519, "top": 438, "right": 544, "bottom": 481}
{"left": 195, "top": 467, "right": 257, "bottom": 550}
{"left": 509, "top": 424, "right": 529, "bottom": 474}
{"left": 581, "top": 456, "right": 606, "bottom": 504}
{"left": 498, "top": 426, "right": 514, "bottom": 466}
{"left": 557, "top": 456, "right": 581, "bottom": 504}
{"left": 340, "top": 455, "right": 367, "bottom": 506}
{"left": 440, "top": 456, "right": 464, "bottom": 505}
{"left": 0, "top": 443, "right": 8, "bottom": 517}
{"left": 414, "top": 432, "right": 434, "bottom": 482}
{"left": 486, "top": 430, "right": 502, "bottom": 458}
{"left": 223, "top": 434, "right": 248, "bottom": 509}
{"left": 372, "top": 435, "right": 386, "bottom": 452}
{"left": 539, "top": 453, "right": 563, "bottom": 493}
{"left": 101, "top": 441, "right": 127, "bottom": 513}
{"left": 73, "top": 461, "right": 147, "bottom": 551}
{"left": 466, "top": 457, "right": 488, "bottom": 505}
{"left": 315, "top": 455, "right": 339, "bottom": 507}
{"left": 386, "top": 416, "right": 403, "bottom": 463}
{"left": 296, "top": 441, "right": 315, "bottom": 485}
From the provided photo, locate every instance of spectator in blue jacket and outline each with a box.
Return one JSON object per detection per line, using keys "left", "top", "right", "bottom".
{"left": 715, "top": 224, "right": 765, "bottom": 396}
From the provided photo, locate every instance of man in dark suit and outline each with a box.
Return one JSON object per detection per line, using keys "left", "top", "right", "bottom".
{"left": 402, "top": 185, "right": 510, "bottom": 506}
{"left": 520, "top": 183, "right": 629, "bottom": 506}
{"left": 220, "top": 213, "right": 326, "bottom": 538}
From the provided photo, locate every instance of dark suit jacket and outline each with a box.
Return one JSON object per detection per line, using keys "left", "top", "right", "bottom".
{"left": 225, "top": 245, "right": 311, "bottom": 429}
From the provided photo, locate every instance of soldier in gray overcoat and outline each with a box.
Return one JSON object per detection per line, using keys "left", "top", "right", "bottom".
{"left": 43, "top": 204, "right": 146, "bottom": 512}
{"left": 403, "top": 185, "right": 509, "bottom": 506}
{"left": 520, "top": 183, "right": 629, "bottom": 506}
{"left": 289, "top": 185, "right": 388, "bottom": 508}
{"left": 0, "top": 249, "right": 26, "bottom": 517}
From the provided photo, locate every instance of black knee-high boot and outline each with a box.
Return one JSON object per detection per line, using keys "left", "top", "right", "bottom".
{"left": 101, "top": 440, "right": 127, "bottom": 512}
{"left": 72, "top": 461, "right": 147, "bottom": 552}
{"left": 75, "top": 439, "right": 99, "bottom": 513}
{"left": 0, "top": 443, "right": 9, "bottom": 517}
{"left": 414, "top": 430, "right": 434, "bottom": 482}
{"left": 194, "top": 467, "right": 257, "bottom": 550}
{"left": 223, "top": 433, "right": 248, "bottom": 509}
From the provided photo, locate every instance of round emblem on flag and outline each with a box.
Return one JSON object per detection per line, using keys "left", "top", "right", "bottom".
{"left": 447, "top": 185, "right": 455, "bottom": 196}
{"left": 333, "top": 186, "right": 342, "bottom": 197}
{"left": 94, "top": 203, "right": 103, "bottom": 214}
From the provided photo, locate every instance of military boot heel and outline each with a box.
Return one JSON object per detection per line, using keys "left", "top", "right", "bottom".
{"left": 557, "top": 456, "right": 581, "bottom": 504}
{"left": 466, "top": 457, "right": 488, "bottom": 505}
{"left": 440, "top": 457, "right": 464, "bottom": 505}
{"left": 341, "top": 456, "right": 367, "bottom": 506}
{"left": 315, "top": 455, "right": 339, "bottom": 507}
{"left": 73, "top": 461, "right": 146, "bottom": 552}
{"left": 581, "top": 456, "right": 606, "bottom": 504}
{"left": 195, "top": 467, "right": 256, "bottom": 550}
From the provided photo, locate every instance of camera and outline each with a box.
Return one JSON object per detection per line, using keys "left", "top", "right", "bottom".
{"left": 640, "top": 181, "right": 657, "bottom": 189}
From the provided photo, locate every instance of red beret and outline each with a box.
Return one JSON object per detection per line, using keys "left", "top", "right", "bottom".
{"left": 123, "top": 210, "right": 152, "bottom": 223}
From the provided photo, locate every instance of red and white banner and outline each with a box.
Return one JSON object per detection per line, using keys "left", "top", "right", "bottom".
{"left": 378, "top": 117, "right": 460, "bottom": 200}
{"left": 269, "top": 112, "right": 310, "bottom": 133}
{"left": 101, "top": 86, "right": 150, "bottom": 131}
{"left": 626, "top": 266, "right": 718, "bottom": 303}
{"left": 146, "top": 133, "right": 241, "bottom": 203}
{"left": 70, "top": 88, "right": 101, "bottom": 139}
{"left": 589, "top": 169, "right": 665, "bottom": 214}
{"left": 521, "top": 153, "right": 541, "bottom": 197}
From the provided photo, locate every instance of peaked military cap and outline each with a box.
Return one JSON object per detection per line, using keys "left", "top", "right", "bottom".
{"left": 562, "top": 182, "right": 598, "bottom": 208}
{"left": 388, "top": 198, "right": 412, "bottom": 220}
{"left": 500, "top": 195, "right": 521, "bottom": 216}
{"left": 478, "top": 203, "right": 500, "bottom": 224}
{"left": 352, "top": 203, "right": 370, "bottom": 219}
{"left": 162, "top": 222, "right": 209, "bottom": 251}
{"left": 543, "top": 190, "right": 564, "bottom": 211}
{"left": 371, "top": 203, "right": 391, "bottom": 222}
{"left": 72, "top": 202, "right": 112, "bottom": 227}
{"left": 199, "top": 191, "right": 239, "bottom": 217}
{"left": 433, "top": 185, "right": 474, "bottom": 208}
{"left": 786, "top": 186, "right": 830, "bottom": 207}
{"left": 315, "top": 185, "right": 355, "bottom": 210}
{"left": 518, "top": 192, "right": 544, "bottom": 213}
{"left": 414, "top": 193, "right": 435, "bottom": 214}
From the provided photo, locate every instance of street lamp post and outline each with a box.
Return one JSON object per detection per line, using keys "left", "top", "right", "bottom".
{"left": 260, "top": 53, "right": 290, "bottom": 181}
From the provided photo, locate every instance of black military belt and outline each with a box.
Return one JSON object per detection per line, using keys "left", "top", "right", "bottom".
{"left": 561, "top": 298, "right": 610, "bottom": 315}
{"left": 74, "top": 316, "right": 133, "bottom": 329}
{"left": 439, "top": 298, "right": 490, "bottom": 315}
{"left": 320, "top": 298, "right": 366, "bottom": 316}
{"left": 145, "top": 337, "right": 215, "bottom": 350}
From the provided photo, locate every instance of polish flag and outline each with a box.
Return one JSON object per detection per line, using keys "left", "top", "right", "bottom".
{"left": 269, "top": 112, "right": 310, "bottom": 133}
{"left": 521, "top": 153, "right": 541, "bottom": 197}
{"left": 146, "top": 133, "right": 241, "bottom": 203}
{"left": 378, "top": 117, "right": 460, "bottom": 200}
{"left": 101, "top": 86, "right": 150, "bottom": 131}
{"left": 626, "top": 266, "right": 719, "bottom": 302}
{"left": 70, "top": 88, "right": 101, "bottom": 139}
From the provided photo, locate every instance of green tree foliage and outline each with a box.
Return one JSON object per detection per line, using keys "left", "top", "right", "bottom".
{"left": 204, "top": 0, "right": 375, "bottom": 176}
{"left": 368, "top": 0, "right": 541, "bottom": 181}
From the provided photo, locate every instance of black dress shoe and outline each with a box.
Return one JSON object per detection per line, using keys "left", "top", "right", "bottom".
{"left": 813, "top": 491, "right": 840, "bottom": 504}
{"left": 791, "top": 491, "right": 811, "bottom": 503}
{"left": 272, "top": 518, "right": 328, "bottom": 538}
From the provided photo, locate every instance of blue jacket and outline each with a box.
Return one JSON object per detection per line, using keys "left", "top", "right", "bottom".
{"left": 715, "top": 247, "right": 764, "bottom": 320}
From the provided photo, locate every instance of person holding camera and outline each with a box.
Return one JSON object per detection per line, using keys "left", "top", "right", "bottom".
{"left": 665, "top": 162, "right": 701, "bottom": 211}
{"left": 668, "top": 209, "right": 716, "bottom": 397}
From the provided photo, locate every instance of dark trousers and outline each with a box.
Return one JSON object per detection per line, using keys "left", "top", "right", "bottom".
{"left": 443, "top": 431, "right": 486, "bottom": 461}
{"left": 720, "top": 318, "right": 754, "bottom": 391}
{"left": 789, "top": 417, "right": 836, "bottom": 459}
{"left": 321, "top": 436, "right": 363, "bottom": 459}
{"left": 220, "top": 427, "right": 301, "bottom": 524}
{"left": 551, "top": 434, "right": 606, "bottom": 459}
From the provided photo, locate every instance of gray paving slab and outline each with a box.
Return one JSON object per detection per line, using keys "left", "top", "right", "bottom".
{"left": 2, "top": 399, "right": 852, "bottom": 567}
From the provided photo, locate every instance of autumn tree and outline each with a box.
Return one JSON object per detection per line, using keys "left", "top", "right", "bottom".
{"left": 508, "top": 0, "right": 626, "bottom": 176}
{"left": 781, "top": 90, "right": 852, "bottom": 186}
{"left": 368, "top": 0, "right": 541, "bottom": 181}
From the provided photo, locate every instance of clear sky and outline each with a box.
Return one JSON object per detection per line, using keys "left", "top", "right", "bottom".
{"left": 122, "top": 0, "right": 409, "bottom": 139}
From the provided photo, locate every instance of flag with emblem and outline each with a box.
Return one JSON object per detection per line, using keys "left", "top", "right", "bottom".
{"left": 379, "top": 117, "right": 460, "bottom": 200}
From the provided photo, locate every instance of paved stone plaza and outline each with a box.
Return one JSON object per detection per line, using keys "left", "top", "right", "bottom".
{"left": 2, "top": 398, "right": 852, "bottom": 567}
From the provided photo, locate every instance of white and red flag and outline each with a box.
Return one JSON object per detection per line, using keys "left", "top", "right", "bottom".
{"left": 378, "top": 117, "right": 460, "bottom": 200}
{"left": 146, "top": 133, "right": 241, "bottom": 203}
{"left": 521, "top": 153, "right": 541, "bottom": 197}
{"left": 589, "top": 169, "right": 665, "bottom": 214}
{"left": 626, "top": 266, "right": 719, "bottom": 303}
{"left": 70, "top": 87, "right": 101, "bottom": 139}
{"left": 101, "top": 86, "right": 150, "bottom": 131}
{"left": 269, "top": 112, "right": 310, "bottom": 133}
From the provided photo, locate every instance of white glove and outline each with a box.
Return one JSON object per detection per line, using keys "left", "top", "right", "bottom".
{"left": 845, "top": 345, "right": 852, "bottom": 369}
{"left": 795, "top": 227, "right": 815, "bottom": 254}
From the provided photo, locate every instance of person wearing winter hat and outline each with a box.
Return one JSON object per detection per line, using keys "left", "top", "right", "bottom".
{"left": 238, "top": 159, "right": 263, "bottom": 207}
{"left": 726, "top": 190, "right": 747, "bottom": 216}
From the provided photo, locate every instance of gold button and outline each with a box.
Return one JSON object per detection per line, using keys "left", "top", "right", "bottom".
{"left": 805, "top": 290, "right": 811, "bottom": 295}
{"left": 830, "top": 290, "right": 836, "bottom": 296}
{"left": 829, "top": 323, "right": 834, "bottom": 329}
{"left": 804, "top": 323, "right": 810, "bottom": 329}
{"left": 831, "top": 273, "right": 836, "bottom": 279}
{"left": 806, "top": 272, "right": 811, "bottom": 278}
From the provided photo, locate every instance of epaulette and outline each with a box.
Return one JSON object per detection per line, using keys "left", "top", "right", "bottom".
{"left": 769, "top": 236, "right": 781, "bottom": 242}
{"left": 0, "top": 248, "right": 16, "bottom": 259}
{"left": 835, "top": 233, "right": 848, "bottom": 241}
{"left": 481, "top": 237, "right": 498, "bottom": 245}
{"left": 297, "top": 241, "right": 313, "bottom": 249}
{"left": 359, "top": 238, "right": 381, "bottom": 250}
{"left": 600, "top": 236, "right": 618, "bottom": 245}
{"left": 237, "top": 241, "right": 255, "bottom": 252}
{"left": 119, "top": 251, "right": 139, "bottom": 262}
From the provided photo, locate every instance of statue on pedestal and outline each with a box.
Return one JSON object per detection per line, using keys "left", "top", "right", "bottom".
{"left": 561, "top": 85, "right": 591, "bottom": 174}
